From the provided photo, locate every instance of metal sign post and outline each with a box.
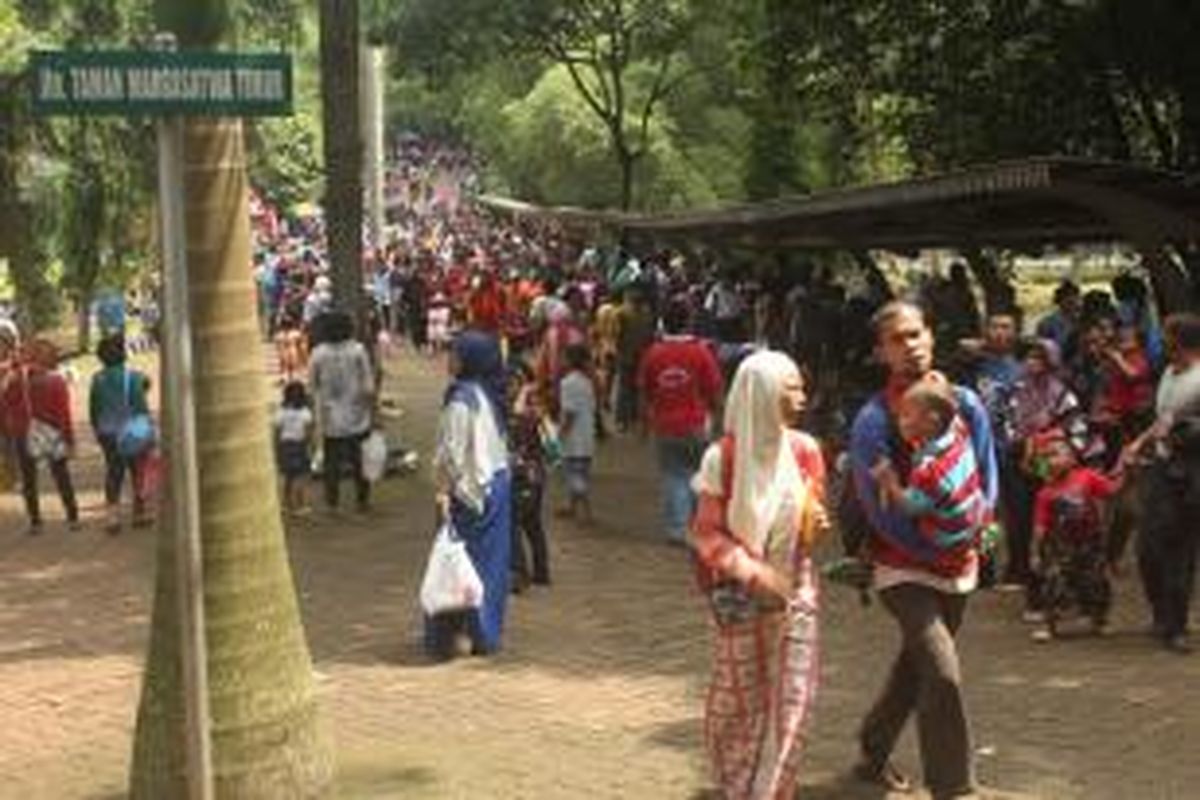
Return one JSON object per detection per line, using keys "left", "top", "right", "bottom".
{"left": 32, "top": 38, "right": 294, "bottom": 800}
{"left": 153, "top": 31, "right": 213, "bottom": 800}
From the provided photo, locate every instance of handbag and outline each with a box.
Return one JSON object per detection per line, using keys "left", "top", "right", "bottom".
{"left": 117, "top": 369, "right": 156, "bottom": 459}
{"left": 361, "top": 429, "right": 388, "bottom": 483}
{"left": 21, "top": 369, "right": 66, "bottom": 462}
{"left": 537, "top": 416, "right": 562, "bottom": 466}
{"left": 708, "top": 580, "right": 758, "bottom": 627}
{"left": 418, "top": 522, "right": 485, "bottom": 616}
{"left": 28, "top": 419, "right": 66, "bottom": 462}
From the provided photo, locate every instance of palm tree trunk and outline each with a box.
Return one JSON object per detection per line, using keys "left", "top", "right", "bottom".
{"left": 129, "top": 117, "right": 333, "bottom": 798}
{"left": 319, "top": 0, "right": 365, "bottom": 330}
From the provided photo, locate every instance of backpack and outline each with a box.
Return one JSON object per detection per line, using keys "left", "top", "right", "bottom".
{"left": 117, "top": 370, "right": 156, "bottom": 459}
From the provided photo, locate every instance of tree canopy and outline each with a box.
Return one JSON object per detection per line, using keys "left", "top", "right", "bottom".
{"left": 380, "top": 0, "right": 1200, "bottom": 213}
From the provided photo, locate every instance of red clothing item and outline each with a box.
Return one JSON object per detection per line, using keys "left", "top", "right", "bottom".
{"left": 1097, "top": 348, "right": 1153, "bottom": 418}
{"left": 638, "top": 336, "right": 722, "bottom": 438}
{"left": 1, "top": 367, "right": 74, "bottom": 446}
{"left": 1033, "top": 467, "right": 1121, "bottom": 541}
{"left": 469, "top": 285, "right": 504, "bottom": 333}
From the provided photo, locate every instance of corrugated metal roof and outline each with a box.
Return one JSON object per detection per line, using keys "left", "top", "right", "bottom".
{"left": 480, "top": 158, "right": 1200, "bottom": 250}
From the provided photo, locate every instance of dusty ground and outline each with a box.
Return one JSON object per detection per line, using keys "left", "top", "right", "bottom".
{"left": 1, "top": 348, "right": 1197, "bottom": 799}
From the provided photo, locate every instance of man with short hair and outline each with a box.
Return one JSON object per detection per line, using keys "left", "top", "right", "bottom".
{"left": 1036, "top": 279, "right": 1081, "bottom": 360}
{"left": 1130, "top": 313, "right": 1200, "bottom": 654}
{"left": 637, "top": 300, "right": 723, "bottom": 545}
{"left": 961, "top": 310, "right": 1026, "bottom": 585}
{"left": 850, "top": 302, "right": 997, "bottom": 800}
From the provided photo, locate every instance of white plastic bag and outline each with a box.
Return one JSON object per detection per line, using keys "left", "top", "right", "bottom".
{"left": 419, "top": 524, "right": 484, "bottom": 615}
{"left": 361, "top": 430, "right": 388, "bottom": 483}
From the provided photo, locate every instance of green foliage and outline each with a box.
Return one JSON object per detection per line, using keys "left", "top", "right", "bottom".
{"left": 248, "top": 112, "right": 322, "bottom": 212}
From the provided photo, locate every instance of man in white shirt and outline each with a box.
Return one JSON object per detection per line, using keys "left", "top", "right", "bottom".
{"left": 704, "top": 275, "right": 744, "bottom": 343}
{"left": 309, "top": 312, "right": 376, "bottom": 512}
{"left": 1131, "top": 312, "right": 1200, "bottom": 654}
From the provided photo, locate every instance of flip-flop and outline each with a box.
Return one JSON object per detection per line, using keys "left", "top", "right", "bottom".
{"left": 853, "top": 760, "right": 914, "bottom": 793}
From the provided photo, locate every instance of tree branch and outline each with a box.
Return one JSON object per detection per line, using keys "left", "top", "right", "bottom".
{"left": 547, "top": 39, "right": 614, "bottom": 125}
{"left": 633, "top": 53, "right": 674, "bottom": 158}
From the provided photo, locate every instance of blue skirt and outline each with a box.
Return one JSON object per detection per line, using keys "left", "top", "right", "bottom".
{"left": 425, "top": 469, "right": 512, "bottom": 655}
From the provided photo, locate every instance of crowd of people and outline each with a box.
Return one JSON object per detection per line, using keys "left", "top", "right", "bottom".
{"left": 0, "top": 324, "right": 156, "bottom": 536}
{"left": 3, "top": 134, "right": 1198, "bottom": 800}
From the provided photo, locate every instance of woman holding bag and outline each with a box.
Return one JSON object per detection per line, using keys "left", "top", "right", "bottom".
{"left": 89, "top": 334, "right": 153, "bottom": 534}
{"left": 0, "top": 338, "right": 79, "bottom": 534}
{"left": 691, "top": 351, "right": 828, "bottom": 800}
{"left": 426, "top": 330, "right": 512, "bottom": 660}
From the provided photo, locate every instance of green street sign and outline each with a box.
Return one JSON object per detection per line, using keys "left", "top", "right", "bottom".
{"left": 31, "top": 49, "right": 293, "bottom": 117}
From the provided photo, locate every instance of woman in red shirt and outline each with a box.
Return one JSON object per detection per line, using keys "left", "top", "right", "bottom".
{"left": 1092, "top": 323, "right": 1155, "bottom": 465}
{"left": 0, "top": 338, "right": 79, "bottom": 534}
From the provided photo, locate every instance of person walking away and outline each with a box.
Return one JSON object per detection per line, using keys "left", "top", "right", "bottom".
{"left": 276, "top": 380, "right": 314, "bottom": 516}
{"left": 704, "top": 273, "right": 744, "bottom": 344}
{"left": 507, "top": 360, "right": 550, "bottom": 590}
{"left": 1, "top": 338, "right": 79, "bottom": 534}
{"left": 1024, "top": 429, "right": 1128, "bottom": 642}
{"left": 690, "top": 351, "right": 828, "bottom": 800}
{"left": 591, "top": 288, "right": 622, "bottom": 418}
{"left": 638, "top": 300, "right": 723, "bottom": 545}
{"left": 849, "top": 301, "right": 997, "bottom": 799}
{"left": 428, "top": 331, "right": 512, "bottom": 658}
{"left": 372, "top": 257, "right": 394, "bottom": 333}
{"left": 274, "top": 313, "right": 309, "bottom": 385}
{"left": 89, "top": 334, "right": 153, "bottom": 533}
{"left": 308, "top": 312, "right": 375, "bottom": 513}
{"left": 614, "top": 286, "right": 656, "bottom": 431}
{"left": 558, "top": 344, "right": 596, "bottom": 523}
{"left": 1126, "top": 313, "right": 1200, "bottom": 654}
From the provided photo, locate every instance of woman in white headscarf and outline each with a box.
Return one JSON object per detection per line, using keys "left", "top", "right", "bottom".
{"left": 691, "top": 351, "right": 828, "bottom": 800}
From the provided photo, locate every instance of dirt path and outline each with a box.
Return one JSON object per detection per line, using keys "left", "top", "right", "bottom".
{"left": 0, "top": 348, "right": 1196, "bottom": 799}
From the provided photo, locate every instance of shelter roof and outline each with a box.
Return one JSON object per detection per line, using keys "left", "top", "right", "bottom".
{"left": 482, "top": 158, "right": 1200, "bottom": 251}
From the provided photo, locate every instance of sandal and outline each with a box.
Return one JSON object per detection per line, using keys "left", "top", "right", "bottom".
{"left": 852, "top": 760, "right": 914, "bottom": 793}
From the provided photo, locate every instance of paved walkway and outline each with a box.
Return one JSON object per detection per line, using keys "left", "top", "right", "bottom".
{"left": 1, "top": 349, "right": 1197, "bottom": 799}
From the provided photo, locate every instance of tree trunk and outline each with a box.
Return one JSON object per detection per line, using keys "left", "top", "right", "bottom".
{"left": 618, "top": 146, "right": 635, "bottom": 212}
{"left": 851, "top": 250, "right": 894, "bottom": 303}
{"left": 320, "top": 0, "right": 365, "bottom": 331}
{"left": 76, "top": 297, "right": 92, "bottom": 355}
{"left": 962, "top": 247, "right": 1015, "bottom": 316}
{"left": 129, "top": 117, "right": 333, "bottom": 798}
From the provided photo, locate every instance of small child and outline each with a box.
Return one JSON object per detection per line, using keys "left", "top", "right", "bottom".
{"left": 426, "top": 294, "right": 451, "bottom": 354}
{"left": 508, "top": 361, "right": 550, "bottom": 591}
{"left": 275, "top": 314, "right": 309, "bottom": 385}
{"left": 1027, "top": 429, "right": 1126, "bottom": 641}
{"left": 275, "top": 381, "right": 314, "bottom": 515}
{"left": 558, "top": 343, "right": 596, "bottom": 523}
{"left": 872, "top": 377, "right": 989, "bottom": 564}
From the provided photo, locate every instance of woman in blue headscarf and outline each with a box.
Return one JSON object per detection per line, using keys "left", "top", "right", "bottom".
{"left": 427, "top": 331, "right": 513, "bottom": 659}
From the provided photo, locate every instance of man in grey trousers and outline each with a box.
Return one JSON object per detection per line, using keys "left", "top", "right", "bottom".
{"left": 847, "top": 302, "right": 998, "bottom": 800}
